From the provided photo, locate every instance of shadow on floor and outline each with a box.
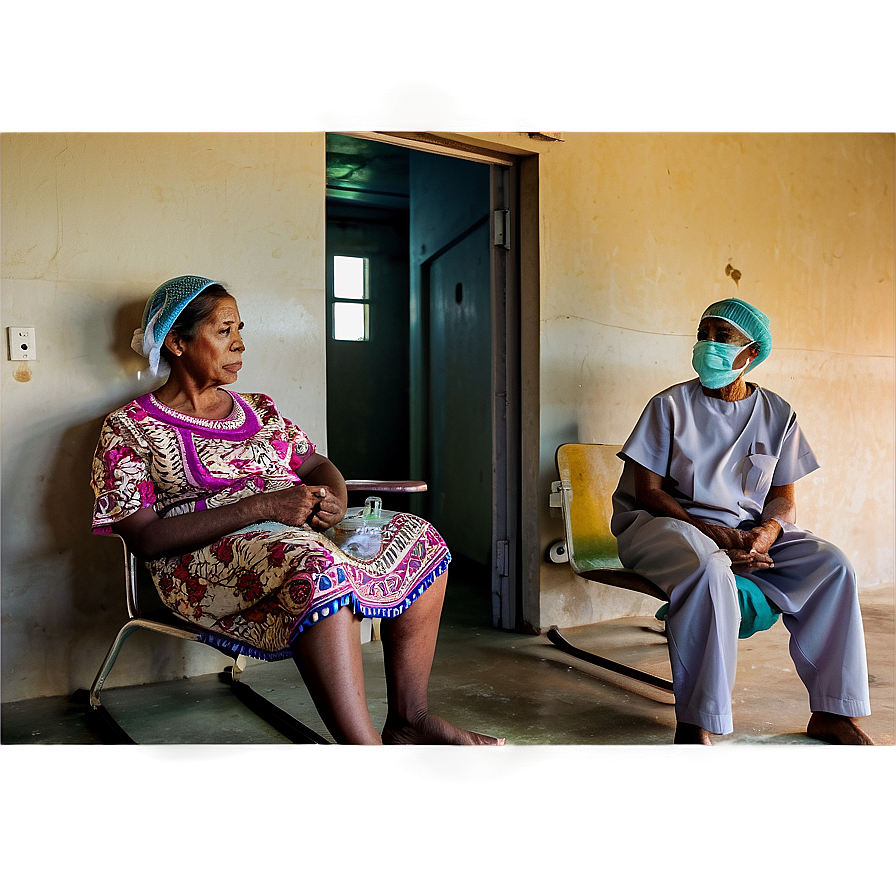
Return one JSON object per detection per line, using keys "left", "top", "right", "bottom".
{"left": 7, "top": 563, "right": 896, "bottom": 896}
{"left": 2, "top": 558, "right": 893, "bottom": 747}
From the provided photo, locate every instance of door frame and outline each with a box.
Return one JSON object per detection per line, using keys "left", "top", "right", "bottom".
{"left": 340, "top": 132, "right": 539, "bottom": 631}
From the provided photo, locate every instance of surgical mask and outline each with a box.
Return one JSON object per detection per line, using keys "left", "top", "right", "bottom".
{"left": 692, "top": 339, "right": 755, "bottom": 389}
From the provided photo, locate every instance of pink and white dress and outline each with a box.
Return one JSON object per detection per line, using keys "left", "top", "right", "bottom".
{"left": 91, "top": 391, "right": 450, "bottom": 659}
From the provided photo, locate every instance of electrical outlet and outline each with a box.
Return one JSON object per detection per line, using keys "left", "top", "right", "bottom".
{"left": 7, "top": 327, "right": 36, "bottom": 361}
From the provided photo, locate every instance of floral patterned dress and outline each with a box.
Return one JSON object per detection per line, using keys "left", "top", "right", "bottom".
{"left": 91, "top": 391, "right": 450, "bottom": 659}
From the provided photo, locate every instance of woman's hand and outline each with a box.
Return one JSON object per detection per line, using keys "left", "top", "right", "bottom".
{"left": 722, "top": 520, "right": 782, "bottom": 572}
{"left": 696, "top": 522, "right": 752, "bottom": 551}
{"left": 259, "top": 485, "right": 330, "bottom": 529}
{"left": 307, "top": 486, "right": 345, "bottom": 531}
{"left": 742, "top": 520, "right": 781, "bottom": 556}
{"left": 288, "top": 452, "right": 348, "bottom": 531}
{"left": 630, "top": 462, "right": 796, "bottom": 576}
{"left": 634, "top": 464, "right": 753, "bottom": 551}
{"left": 261, "top": 483, "right": 346, "bottom": 531}
{"left": 724, "top": 547, "right": 775, "bottom": 572}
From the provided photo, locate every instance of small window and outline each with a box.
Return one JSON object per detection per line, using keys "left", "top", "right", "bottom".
{"left": 332, "top": 255, "right": 369, "bottom": 341}
{"left": 332, "top": 301, "right": 368, "bottom": 342}
{"left": 334, "top": 255, "right": 367, "bottom": 300}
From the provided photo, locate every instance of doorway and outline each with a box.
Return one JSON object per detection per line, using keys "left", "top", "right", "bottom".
{"left": 324, "top": 133, "right": 522, "bottom": 628}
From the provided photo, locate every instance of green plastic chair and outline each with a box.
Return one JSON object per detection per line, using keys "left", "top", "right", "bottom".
{"left": 548, "top": 444, "right": 780, "bottom": 691}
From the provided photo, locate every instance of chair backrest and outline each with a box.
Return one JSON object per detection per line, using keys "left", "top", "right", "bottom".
{"left": 117, "top": 535, "right": 142, "bottom": 619}
{"left": 117, "top": 536, "right": 171, "bottom": 622}
{"left": 555, "top": 443, "right": 626, "bottom": 574}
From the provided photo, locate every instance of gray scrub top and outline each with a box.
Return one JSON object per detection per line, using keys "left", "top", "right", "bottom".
{"left": 611, "top": 378, "right": 820, "bottom": 533}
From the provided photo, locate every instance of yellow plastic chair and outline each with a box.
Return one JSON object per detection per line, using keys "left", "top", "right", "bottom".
{"left": 549, "top": 444, "right": 779, "bottom": 692}
{"left": 549, "top": 444, "right": 672, "bottom": 689}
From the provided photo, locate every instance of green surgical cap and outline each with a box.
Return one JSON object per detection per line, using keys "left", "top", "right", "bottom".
{"left": 700, "top": 298, "right": 772, "bottom": 369}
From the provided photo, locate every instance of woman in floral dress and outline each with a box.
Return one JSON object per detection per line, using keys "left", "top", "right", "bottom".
{"left": 91, "top": 275, "right": 503, "bottom": 746}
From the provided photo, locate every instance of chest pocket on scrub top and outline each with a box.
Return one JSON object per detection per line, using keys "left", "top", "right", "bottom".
{"left": 740, "top": 453, "right": 778, "bottom": 505}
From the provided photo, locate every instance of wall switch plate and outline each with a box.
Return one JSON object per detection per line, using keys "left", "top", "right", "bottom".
{"left": 7, "top": 327, "right": 36, "bottom": 361}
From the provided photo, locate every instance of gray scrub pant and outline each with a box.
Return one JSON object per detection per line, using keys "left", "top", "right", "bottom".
{"left": 616, "top": 517, "right": 871, "bottom": 735}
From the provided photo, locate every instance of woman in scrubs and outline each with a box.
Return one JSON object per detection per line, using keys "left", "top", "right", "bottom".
{"left": 611, "top": 298, "right": 873, "bottom": 745}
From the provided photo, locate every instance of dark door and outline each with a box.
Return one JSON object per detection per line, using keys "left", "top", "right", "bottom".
{"left": 409, "top": 152, "right": 493, "bottom": 567}
{"left": 325, "top": 134, "right": 520, "bottom": 627}
{"left": 424, "top": 217, "right": 493, "bottom": 564}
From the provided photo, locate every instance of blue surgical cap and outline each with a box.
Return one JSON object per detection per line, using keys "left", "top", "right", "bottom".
{"left": 700, "top": 298, "right": 772, "bottom": 370}
{"left": 134, "top": 275, "right": 220, "bottom": 376}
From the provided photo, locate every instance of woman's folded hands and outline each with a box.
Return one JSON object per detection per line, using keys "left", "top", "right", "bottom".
{"left": 696, "top": 520, "right": 778, "bottom": 571}
{"left": 257, "top": 484, "right": 346, "bottom": 531}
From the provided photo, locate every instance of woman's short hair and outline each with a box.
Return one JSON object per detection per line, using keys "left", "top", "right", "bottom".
{"left": 166, "top": 284, "right": 234, "bottom": 344}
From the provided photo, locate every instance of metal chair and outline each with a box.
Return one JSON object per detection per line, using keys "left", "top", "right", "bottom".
{"left": 548, "top": 443, "right": 779, "bottom": 692}
{"left": 82, "top": 479, "right": 427, "bottom": 744}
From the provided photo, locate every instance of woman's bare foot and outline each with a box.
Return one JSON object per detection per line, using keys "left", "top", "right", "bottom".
{"left": 674, "top": 722, "right": 713, "bottom": 745}
{"left": 382, "top": 712, "right": 505, "bottom": 745}
{"left": 807, "top": 712, "right": 874, "bottom": 745}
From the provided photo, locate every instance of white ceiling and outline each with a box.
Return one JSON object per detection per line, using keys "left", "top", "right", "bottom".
{"left": 0, "top": 0, "right": 894, "bottom": 131}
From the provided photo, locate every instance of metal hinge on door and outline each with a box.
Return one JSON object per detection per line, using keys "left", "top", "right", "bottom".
{"left": 495, "top": 539, "right": 510, "bottom": 577}
{"left": 494, "top": 209, "right": 510, "bottom": 250}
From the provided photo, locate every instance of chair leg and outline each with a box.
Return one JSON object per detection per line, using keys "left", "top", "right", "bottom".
{"left": 85, "top": 618, "right": 204, "bottom": 744}
{"left": 89, "top": 618, "right": 203, "bottom": 707}
{"left": 89, "top": 619, "right": 147, "bottom": 707}
{"left": 547, "top": 627, "right": 674, "bottom": 692}
{"left": 229, "top": 653, "right": 248, "bottom": 682}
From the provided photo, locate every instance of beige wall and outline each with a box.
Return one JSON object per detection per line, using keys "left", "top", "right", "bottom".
{"left": 2, "top": 133, "right": 327, "bottom": 701}
{"left": 524, "top": 132, "right": 895, "bottom": 630}
{"left": 2, "top": 131, "right": 893, "bottom": 700}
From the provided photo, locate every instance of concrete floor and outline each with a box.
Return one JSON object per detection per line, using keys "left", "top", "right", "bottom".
{"left": 2, "top": 559, "right": 893, "bottom": 747}
{"left": 4, "top": 562, "right": 892, "bottom": 896}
